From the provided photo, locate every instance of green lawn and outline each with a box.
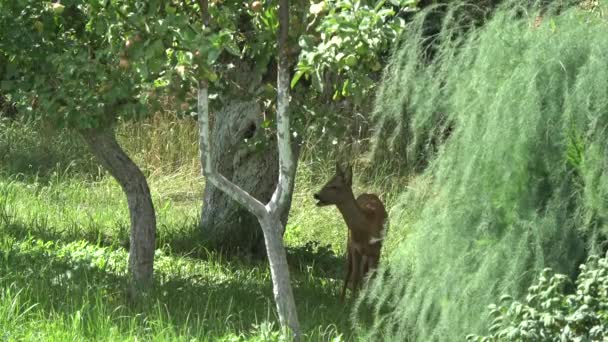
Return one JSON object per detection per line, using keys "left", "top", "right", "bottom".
{"left": 0, "top": 167, "right": 366, "bottom": 341}
{"left": 0, "top": 116, "right": 406, "bottom": 340}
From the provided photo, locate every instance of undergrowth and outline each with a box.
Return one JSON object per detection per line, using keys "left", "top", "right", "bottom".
{"left": 468, "top": 253, "right": 608, "bottom": 341}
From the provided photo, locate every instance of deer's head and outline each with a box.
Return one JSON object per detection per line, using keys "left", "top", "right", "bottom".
{"left": 314, "top": 162, "right": 353, "bottom": 207}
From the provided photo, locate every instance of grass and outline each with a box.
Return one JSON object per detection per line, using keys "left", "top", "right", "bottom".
{"left": 0, "top": 116, "right": 401, "bottom": 341}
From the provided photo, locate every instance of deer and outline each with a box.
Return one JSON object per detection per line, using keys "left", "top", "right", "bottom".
{"left": 314, "top": 162, "right": 388, "bottom": 301}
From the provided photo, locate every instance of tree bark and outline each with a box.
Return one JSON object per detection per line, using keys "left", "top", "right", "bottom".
{"left": 196, "top": 0, "right": 300, "bottom": 337}
{"left": 80, "top": 128, "right": 156, "bottom": 298}
{"left": 260, "top": 214, "right": 299, "bottom": 338}
{"left": 200, "top": 100, "right": 279, "bottom": 254}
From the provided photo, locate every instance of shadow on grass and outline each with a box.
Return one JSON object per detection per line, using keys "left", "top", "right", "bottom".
{"left": 287, "top": 241, "right": 345, "bottom": 280}
{"left": 0, "top": 222, "right": 355, "bottom": 340}
{"left": 1, "top": 215, "right": 347, "bottom": 283}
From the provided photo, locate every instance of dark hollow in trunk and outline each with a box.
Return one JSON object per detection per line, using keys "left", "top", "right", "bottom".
{"left": 80, "top": 128, "right": 156, "bottom": 298}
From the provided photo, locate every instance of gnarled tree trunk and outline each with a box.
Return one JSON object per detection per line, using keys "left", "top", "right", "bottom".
{"left": 80, "top": 128, "right": 156, "bottom": 299}
{"left": 200, "top": 100, "right": 277, "bottom": 254}
{"left": 200, "top": 99, "right": 297, "bottom": 255}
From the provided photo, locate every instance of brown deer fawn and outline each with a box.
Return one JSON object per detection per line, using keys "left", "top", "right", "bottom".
{"left": 314, "top": 163, "right": 388, "bottom": 301}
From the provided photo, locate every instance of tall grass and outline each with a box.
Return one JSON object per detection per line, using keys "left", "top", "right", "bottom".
{"left": 361, "top": 1, "right": 608, "bottom": 340}
{"left": 116, "top": 113, "right": 201, "bottom": 176}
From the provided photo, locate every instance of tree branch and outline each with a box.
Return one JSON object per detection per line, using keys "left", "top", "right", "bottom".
{"left": 267, "top": 0, "right": 295, "bottom": 216}
{"left": 197, "top": 0, "right": 209, "bottom": 25}
{"left": 114, "top": 8, "right": 146, "bottom": 34}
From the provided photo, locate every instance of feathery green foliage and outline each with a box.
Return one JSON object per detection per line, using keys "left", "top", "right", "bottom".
{"left": 361, "top": 1, "right": 608, "bottom": 340}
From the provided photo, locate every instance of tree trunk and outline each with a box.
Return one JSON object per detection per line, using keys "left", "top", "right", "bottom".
{"left": 196, "top": 0, "right": 300, "bottom": 337}
{"left": 80, "top": 128, "right": 156, "bottom": 298}
{"left": 260, "top": 214, "right": 300, "bottom": 340}
{"left": 201, "top": 100, "right": 294, "bottom": 254}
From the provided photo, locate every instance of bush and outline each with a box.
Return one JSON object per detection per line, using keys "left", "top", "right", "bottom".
{"left": 357, "top": 1, "right": 608, "bottom": 340}
{"left": 468, "top": 253, "right": 608, "bottom": 341}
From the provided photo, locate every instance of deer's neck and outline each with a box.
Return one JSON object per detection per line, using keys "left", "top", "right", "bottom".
{"left": 336, "top": 191, "right": 368, "bottom": 236}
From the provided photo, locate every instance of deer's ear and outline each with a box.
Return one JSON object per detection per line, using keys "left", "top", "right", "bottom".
{"left": 343, "top": 163, "right": 353, "bottom": 186}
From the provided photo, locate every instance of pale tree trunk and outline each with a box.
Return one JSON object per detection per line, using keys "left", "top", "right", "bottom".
{"left": 259, "top": 215, "right": 299, "bottom": 334}
{"left": 80, "top": 128, "right": 156, "bottom": 300}
{"left": 196, "top": 0, "right": 300, "bottom": 338}
{"left": 198, "top": 116, "right": 300, "bottom": 338}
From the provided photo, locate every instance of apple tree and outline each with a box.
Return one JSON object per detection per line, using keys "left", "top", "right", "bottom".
{"left": 0, "top": 0, "right": 216, "bottom": 298}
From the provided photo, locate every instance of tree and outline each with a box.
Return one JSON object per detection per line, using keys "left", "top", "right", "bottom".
{"left": 198, "top": 0, "right": 301, "bottom": 338}
{"left": 195, "top": 2, "right": 302, "bottom": 254}
{"left": 0, "top": 1, "right": 158, "bottom": 299}
{"left": 197, "top": 0, "right": 415, "bottom": 252}
{"left": 0, "top": 0, "right": 279, "bottom": 294}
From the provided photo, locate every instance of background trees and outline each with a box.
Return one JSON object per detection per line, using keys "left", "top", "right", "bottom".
{"left": 0, "top": 0, "right": 416, "bottom": 328}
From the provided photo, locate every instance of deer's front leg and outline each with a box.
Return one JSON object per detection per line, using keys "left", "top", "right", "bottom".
{"left": 351, "top": 249, "right": 364, "bottom": 296}
{"left": 340, "top": 241, "right": 353, "bottom": 302}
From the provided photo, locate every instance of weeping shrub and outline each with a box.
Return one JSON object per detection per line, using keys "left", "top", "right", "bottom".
{"left": 358, "top": 1, "right": 608, "bottom": 340}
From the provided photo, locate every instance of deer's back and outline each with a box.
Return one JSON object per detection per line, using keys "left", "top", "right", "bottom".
{"left": 349, "top": 193, "right": 388, "bottom": 257}
{"left": 356, "top": 193, "right": 387, "bottom": 221}
{"left": 356, "top": 193, "right": 388, "bottom": 239}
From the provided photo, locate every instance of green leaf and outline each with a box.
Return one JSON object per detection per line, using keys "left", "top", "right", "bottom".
{"left": 223, "top": 39, "right": 241, "bottom": 57}
{"left": 374, "top": 1, "right": 386, "bottom": 11}
{"left": 500, "top": 295, "right": 513, "bottom": 303}
{"left": 145, "top": 39, "right": 165, "bottom": 59}
{"left": 291, "top": 70, "right": 305, "bottom": 89}
{"left": 207, "top": 47, "right": 221, "bottom": 64}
